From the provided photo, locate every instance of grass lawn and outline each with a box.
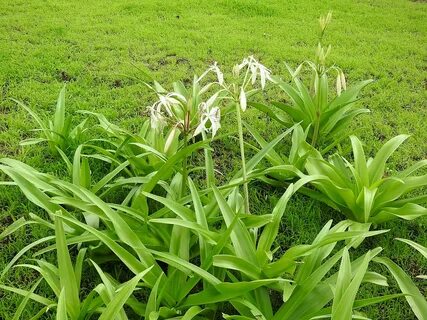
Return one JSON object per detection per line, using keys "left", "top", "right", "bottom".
{"left": 0, "top": 0, "right": 426, "bottom": 318}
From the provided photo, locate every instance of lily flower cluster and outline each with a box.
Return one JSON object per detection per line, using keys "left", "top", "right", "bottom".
{"left": 147, "top": 65, "right": 224, "bottom": 139}
{"left": 147, "top": 56, "right": 273, "bottom": 139}
{"left": 232, "top": 55, "right": 272, "bottom": 111}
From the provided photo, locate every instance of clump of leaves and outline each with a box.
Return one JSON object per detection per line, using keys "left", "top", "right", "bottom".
{"left": 305, "top": 135, "right": 427, "bottom": 223}
{"left": 0, "top": 173, "right": 402, "bottom": 319}
{"left": 0, "top": 214, "right": 151, "bottom": 320}
{"left": 13, "top": 86, "right": 89, "bottom": 154}
{"left": 252, "top": 12, "right": 372, "bottom": 152}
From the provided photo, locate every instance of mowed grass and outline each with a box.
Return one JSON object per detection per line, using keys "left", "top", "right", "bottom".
{"left": 0, "top": 0, "right": 426, "bottom": 319}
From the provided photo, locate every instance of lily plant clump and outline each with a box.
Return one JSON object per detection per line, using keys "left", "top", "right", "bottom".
{"left": 1, "top": 12, "right": 426, "bottom": 320}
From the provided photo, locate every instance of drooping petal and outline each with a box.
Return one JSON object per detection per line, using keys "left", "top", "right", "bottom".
{"left": 260, "top": 68, "right": 266, "bottom": 89}
{"left": 239, "top": 87, "right": 247, "bottom": 112}
{"left": 250, "top": 64, "right": 257, "bottom": 84}
{"left": 340, "top": 71, "right": 347, "bottom": 91}
{"left": 336, "top": 73, "right": 342, "bottom": 96}
{"left": 209, "top": 107, "right": 221, "bottom": 137}
{"left": 193, "top": 119, "right": 206, "bottom": 137}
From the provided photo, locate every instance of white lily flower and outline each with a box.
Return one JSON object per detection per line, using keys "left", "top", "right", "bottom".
{"left": 197, "top": 61, "right": 224, "bottom": 85}
{"left": 211, "top": 62, "right": 224, "bottom": 85}
{"left": 158, "top": 92, "right": 186, "bottom": 116}
{"left": 340, "top": 71, "right": 347, "bottom": 91}
{"left": 235, "top": 55, "right": 272, "bottom": 89}
{"left": 148, "top": 92, "right": 186, "bottom": 130}
{"left": 194, "top": 101, "right": 221, "bottom": 138}
{"left": 149, "top": 103, "right": 167, "bottom": 130}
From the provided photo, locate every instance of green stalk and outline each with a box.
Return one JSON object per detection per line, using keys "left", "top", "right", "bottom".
{"left": 311, "top": 71, "right": 321, "bottom": 147}
{"left": 202, "top": 131, "right": 215, "bottom": 188}
{"left": 235, "top": 102, "right": 250, "bottom": 214}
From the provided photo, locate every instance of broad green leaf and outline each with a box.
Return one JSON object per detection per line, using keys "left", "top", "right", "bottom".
{"left": 368, "top": 135, "right": 409, "bottom": 183}
{"left": 213, "top": 255, "right": 261, "bottom": 279}
{"left": 0, "top": 284, "right": 55, "bottom": 306}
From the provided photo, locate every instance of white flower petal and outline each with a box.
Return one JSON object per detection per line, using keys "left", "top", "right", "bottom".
{"left": 336, "top": 73, "right": 342, "bottom": 96}
{"left": 193, "top": 119, "right": 207, "bottom": 137}
{"left": 210, "top": 107, "right": 221, "bottom": 137}
{"left": 260, "top": 69, "right": 266, "bottom": 89}
{"left": 239, "top": 88, "right": 247, "bottom": 112}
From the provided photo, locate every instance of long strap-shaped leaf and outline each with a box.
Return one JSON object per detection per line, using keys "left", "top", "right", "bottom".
{"left": 368, "top": 134, "right": 409, "bottom": 183}
{"left": 374, "top": 257, "right": 427, "bottom": 320}
{"left": 55, "top": 214, "right": 80, "bottom": 319}
{"left": 212, "top": 186, "right": 257, "bottom": 265}
{"left": 99, "top": 268, "right": 152, "bottom": 320}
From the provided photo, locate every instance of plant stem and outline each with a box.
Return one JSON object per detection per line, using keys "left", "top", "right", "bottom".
{"left": 235, "top": 102, "right": 250, "bottom": 214}
{"left": 311, "top": 71, "right": 321, "bottom": 147}
{"left": 202, "top": 131, "right": 214, "bottom": 188}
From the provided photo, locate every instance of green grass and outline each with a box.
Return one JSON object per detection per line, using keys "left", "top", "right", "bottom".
{"left": 0, "top": 0, "right": 426, "bottom": 318}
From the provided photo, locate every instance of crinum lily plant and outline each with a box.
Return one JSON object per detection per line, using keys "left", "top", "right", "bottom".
{"left": 146, "top": 56, "right": 273, "bottom": 202}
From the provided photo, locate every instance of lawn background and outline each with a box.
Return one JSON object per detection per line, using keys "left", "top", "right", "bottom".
{"left": 0, "top": 0, "right": 426, "bottom": 319}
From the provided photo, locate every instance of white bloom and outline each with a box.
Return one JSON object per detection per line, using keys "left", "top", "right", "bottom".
{"left": 194, "top": 101, "right": 221, "bottom": 137}
{"left": 340, "top": 71, "right": 347, "bottom": 91}
{"left": 336, "top": 71, "right": 346, "bottom": 96}
{"left": 148, "top": 92, "right": 186, "bottom": 130}
{"left": 235, "top": 55, "right": 272, "bottom": 89}
{"left": 211, "top": 62, "right": 224, "bottom": 85}
{"left": 158, "top": 92, "right": 186, "bottom": 116}
{"left": 149, "top": 103, "right": 167, "bottom": 130}
{"left": 239, "top": 87, "right": 247, "bottom": 112}
{"left": 197, "top": 61, "right": 224, "bottom": 85}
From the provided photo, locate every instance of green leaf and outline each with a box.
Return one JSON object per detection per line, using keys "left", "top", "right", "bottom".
{"left": 374, "top": 257, "right": 427, "bottom": 319}
{"left": 12, "top": 278, "right": 43, "bottom": 320}
{"left": 395, "top": 238, "right": 427, "bottom": 259}
{"left": 212, "top": 186, "right": 257, "bottom": 264}
{"left": 55, "top": 213, "right": 80, "bottom": 319}
{"left": 181, "top": 306, "right": 203, "bottom": 320}
{"left": 0, "top": 217, "right": 34, "bottom": 241}
{"left": 54, "top": 86, "right": 66, "bottom": 137}
{"left": 0, "top": 284, "right": 55, "bottom": 306}
{"left": 56, "top": 288, "right": 68, "bottom": 320}
{"left": 368, "top": 135, "right": 409, "bottom": 183}
{"left": 99, "top": 268, "right": 151, "bottom": 320}
{"left": 213, "top": 255, "right": 262, "bottom": 279}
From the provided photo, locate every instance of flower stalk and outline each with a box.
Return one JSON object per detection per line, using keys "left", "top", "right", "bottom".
{"left": 235, "top": 100, "right": 250, "bottom": 214}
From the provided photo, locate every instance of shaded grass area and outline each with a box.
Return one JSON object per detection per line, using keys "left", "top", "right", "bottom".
{"left": 0, "top": 0, "right": 426, "bottom": 318}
